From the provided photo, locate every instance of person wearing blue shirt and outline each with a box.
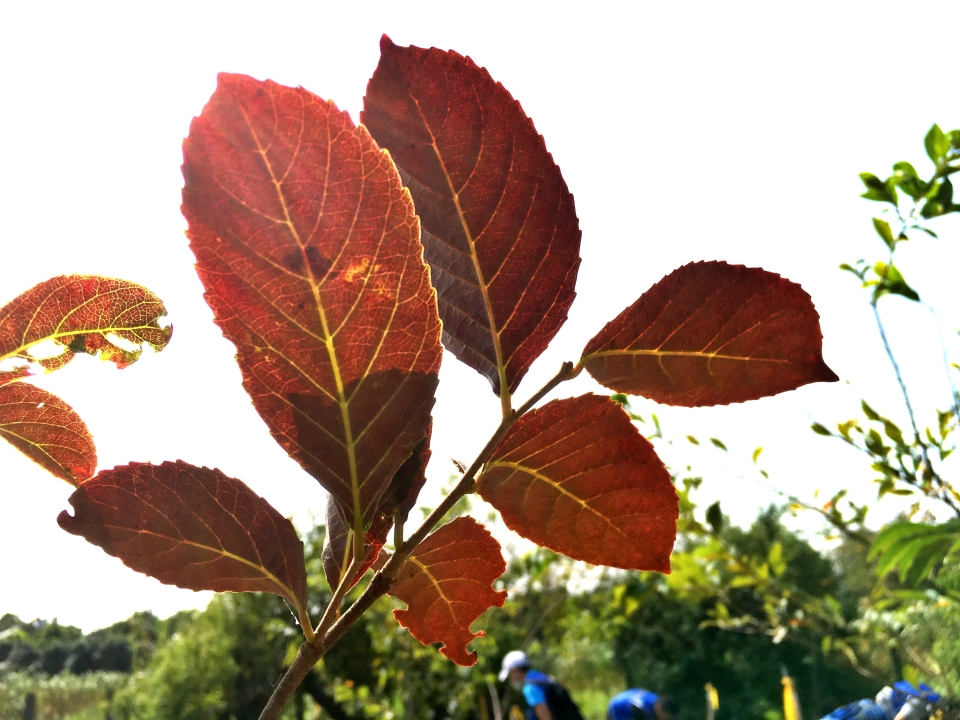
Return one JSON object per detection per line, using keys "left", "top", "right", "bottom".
{"left": 608, "top": 688, "right": 677, "bottom": 720}
{"left": 498, "top": 650, "right": 585, "bottom": 720}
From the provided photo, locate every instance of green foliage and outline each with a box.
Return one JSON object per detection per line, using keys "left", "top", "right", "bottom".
{"left": 0, "top": 671, "right": 126, "bottom": 720}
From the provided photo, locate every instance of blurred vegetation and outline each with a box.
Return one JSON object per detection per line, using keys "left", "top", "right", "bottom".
{"left": 3, "top": 125, "right": 959, "bottom": 720}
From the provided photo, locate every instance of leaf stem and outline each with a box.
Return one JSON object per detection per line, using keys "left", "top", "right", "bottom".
{"left": 256, "top": 361, "right": 579, "bottom": 720}
{"left": 313, "top": 553, "right": 362, "bottom": 639}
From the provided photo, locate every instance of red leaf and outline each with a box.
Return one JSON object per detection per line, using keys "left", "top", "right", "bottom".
{"left": 0, "top": 381, "right": 96, "bottom": 486}
{"left": 58, "top": 460, "right": 308, "bottom": 610}
{"left": 322, "top": 428, "right": 432, "bottom": 590}
{"left": 362, "top": 36, "right": 581, "bottom": 399}
{"left": 181, "top": 73, "right": 442, "bottom": 531}
{"left": 321, "top": 493, "right": 388, "bottom": 591}
{"left": 581, "top": 261, "right": 838, "bottom": 406}
{"left": 389, "top": 516, "right": 506, "bottom": 665}
{"left": 0, "top": 367, "right": 31, "bottom": 387}
{"left": 479, "top": 395, "right": 677, "bottom": 572}
{"left": 0, "top": 276, "right": 171, "bottom": 372}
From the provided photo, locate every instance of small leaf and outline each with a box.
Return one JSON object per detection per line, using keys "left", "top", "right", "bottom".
{"left": 181, "top": 73, "right": 442, "bottom": 531}
{"left": 811, "top": 422, "right": 831, "bottom": 436}
{"left": 58, "top": 460, "right": 308, "bottom": 612}
{"left": 859, "top": 173, "right": 896, "bottom": 204}
{"left": 687, "top": 435, "right": 700, "bottom": 445}
{"left": 389, "top": 516, "right": 507, "bottom": 666}
{"left": 710, "top": 438, "right": 727, "bottom": 451}
{"left": 581, "top": 262, "right": 838, "bottom": 406}
{"left": 752, "top": 447, "right": 763, "bottom": 463}
{"left": 872, "top": 218, "right": 896, "bottom": 251}
{"left": 0, "top": 276, "right": 170, "bottom": 371}
{"left": 705, "top": 502, "right": 723, "bottom": 535}
{"left": 478, "top": 395, "right": 677, "bottom": 571}
{"left": 872, "top": 262, "right": 919, "bottom": 302}
{"left": 925, "top": 124, "right": 949, "bottom": 164}
{"left": 0, "top": 382, "right": 96, "bottom": 486}
{"left": 362, "top": 36, "right": 581, "bottom": 399}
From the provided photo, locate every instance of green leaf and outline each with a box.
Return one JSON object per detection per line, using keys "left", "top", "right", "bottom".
{"left": 706, "top": 501, "right": 723, "bottom": 535}
{"left": 811, "top": 422, "right": 832, "bottom": 436}
{"left": 921, "top": 198, "right": 944, "bottom": 218}
{"left": 752, "top": 446, "right": 763, "bottom": 463}
{"left": 687, "top": 435, "right": 700, "bottom": 445}
{"left": 883, "top": 419, "right": 904, "bottom": 445}
{"left": 925, "top": 124, "right": 949, "bottom": 165}
{"left": 872, "top": 262, "right": 920, "bottom": 302}
{"left": 872, "top": 217, "right": 896, "bottom": 251}
{"left": 768, "top": 542, "right": 786, "bottom": 577}
{"left": 861, "top": 400, "right": 881, "bottom": 421}
{"left": 936, "top": 177, "right": 954, "bottom": 207}
{"left": 859, "top": 173, "right": 897, "bottom": 204}
{"left": 710, "top": 438, "right": 727, "bottom": 451}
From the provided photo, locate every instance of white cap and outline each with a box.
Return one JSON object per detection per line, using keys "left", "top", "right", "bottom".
{"left": 498, "top": 650, "right": 529, "bottom": 681}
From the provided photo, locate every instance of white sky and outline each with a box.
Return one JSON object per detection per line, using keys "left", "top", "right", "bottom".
{"left": 1, "top": 0, "right": 959, "bottom": 632}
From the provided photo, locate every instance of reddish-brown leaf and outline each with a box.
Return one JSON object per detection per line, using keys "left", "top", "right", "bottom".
{"left": 0, "top": 381, "right": 96, "bottom": 486}
{"left": 181, "top": 73, "right": 442, "bottom": 531}
{"left": 581, "top": 261, "right": 839, "bottom": 406}
{"left": 0, "top": 276, "right": 171, "bottom": 371}
{"left": 321, "top": 492, "right": 389, "bottom": 591}
{"left": 58, "top": 460, "right": 308, "bottom": 610}
{"left": 362, "top": 36, "right": 581, "bottom": 399}
{"left": 389, "top": 516, "right": 507, "bottom": 666}
{"left": 479, "top": 394, "right": 677, "bottom": 572}
{"left": 0, "top": 367, "right": 31, "bottom": 386}
{"left": 322, "top": 428, "right": 432, "bottom": 590}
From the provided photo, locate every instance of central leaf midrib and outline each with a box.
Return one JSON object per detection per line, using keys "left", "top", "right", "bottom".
{"left": 134, "top": 526, "right": 301, "bottom": 610}
{"left": 409, "top": 95, "right": 509, "bottom": 401}
{"left": 484, "top": 460, "right": 640, "bottom": 545}
{"left": 238, "top": 93, "right": 362, "bottom": 535}
{"left": 583, "top": 349, "right": 792, "bottom": 363}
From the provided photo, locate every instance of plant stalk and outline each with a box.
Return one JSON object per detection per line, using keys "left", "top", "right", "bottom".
{"left": 256, "top": 361, "right": 579, "bottom": 720}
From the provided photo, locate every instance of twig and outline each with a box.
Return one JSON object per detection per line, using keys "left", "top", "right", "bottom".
{"left": 256, "top": 362, "right": 580, "bottom": 720}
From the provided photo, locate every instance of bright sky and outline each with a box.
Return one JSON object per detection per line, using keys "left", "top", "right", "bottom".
{"left": 1, "top": 1, "right": 959, "bottom": 632}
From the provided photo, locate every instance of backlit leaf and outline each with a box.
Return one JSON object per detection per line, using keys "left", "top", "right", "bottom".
{"left": 0, "top": 381, "right": 96, "bottom": 486}
{"left": 389, "top": 516, "right": 507, "bottom": 666}
{"left": 58, "top": 460, "right": 308, "bottom": 611}
{"left": 0, "top": 276, "right": 170, "bottom": 371}
{"left": 581, "top": 261, "right": 838, "bottom": 406}
{"left": 478, "top": 395, "right": 678, "bottom": 572}
{"left": 181, "top": 73, "right": 442, "bottom": 531}
{"left": 321, "top": 493, "right": 389, "bottom": 592}
{"left": 324, "top": 427, "right": 431, "bottom": 589}
{"left": 362, "top": 36, "right": 581, "bottom": 400}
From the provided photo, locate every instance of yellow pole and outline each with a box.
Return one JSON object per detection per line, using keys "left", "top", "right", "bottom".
{"left": 782, "top": 676, "right": 801, "bottom": 720}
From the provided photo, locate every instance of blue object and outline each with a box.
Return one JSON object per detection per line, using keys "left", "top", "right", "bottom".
{"left": 523, "top": 670, "right": 550, "bottom": 710}
{"left": 820, "top": 700, "right": 888, "bottom": 720}
{"left": 608, "top": 688, "right": 659, "bottom": 720}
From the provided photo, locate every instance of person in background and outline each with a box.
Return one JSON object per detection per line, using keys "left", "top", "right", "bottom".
{"left": 498, "top": 650, "right": 585, "bottom": 720}
{"left": 607, "top": 688, "right": 677, "bottom": 720}
{"left": 819, "top": 682, "right": 941, "bottom": 720}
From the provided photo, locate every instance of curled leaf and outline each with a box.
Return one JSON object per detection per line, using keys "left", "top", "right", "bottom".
{"left": 479, "top": 395, "right": 677, "bottom": 572}
{"left": 322, "top": 428, "right": 432, "bottom": 590}
{"left": 0, "top": 382, "right": 96, "bottom": 486}
{"left": 363, "top": 36, "right": 581, "bottom": 399}
{"left": 0, "top": 276, "right": 171, "bottom": 371}
{"left": 181, "top": 73, "right": 442, "bottom": 531}
{"left": 58, "top": 460, "right": 308, "bottom": 611}
{"left": 389, "top": 516, "right": 506, "bottom": 665}
{"left": 581, "top": 261, "right": 838, "bottom": 406}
